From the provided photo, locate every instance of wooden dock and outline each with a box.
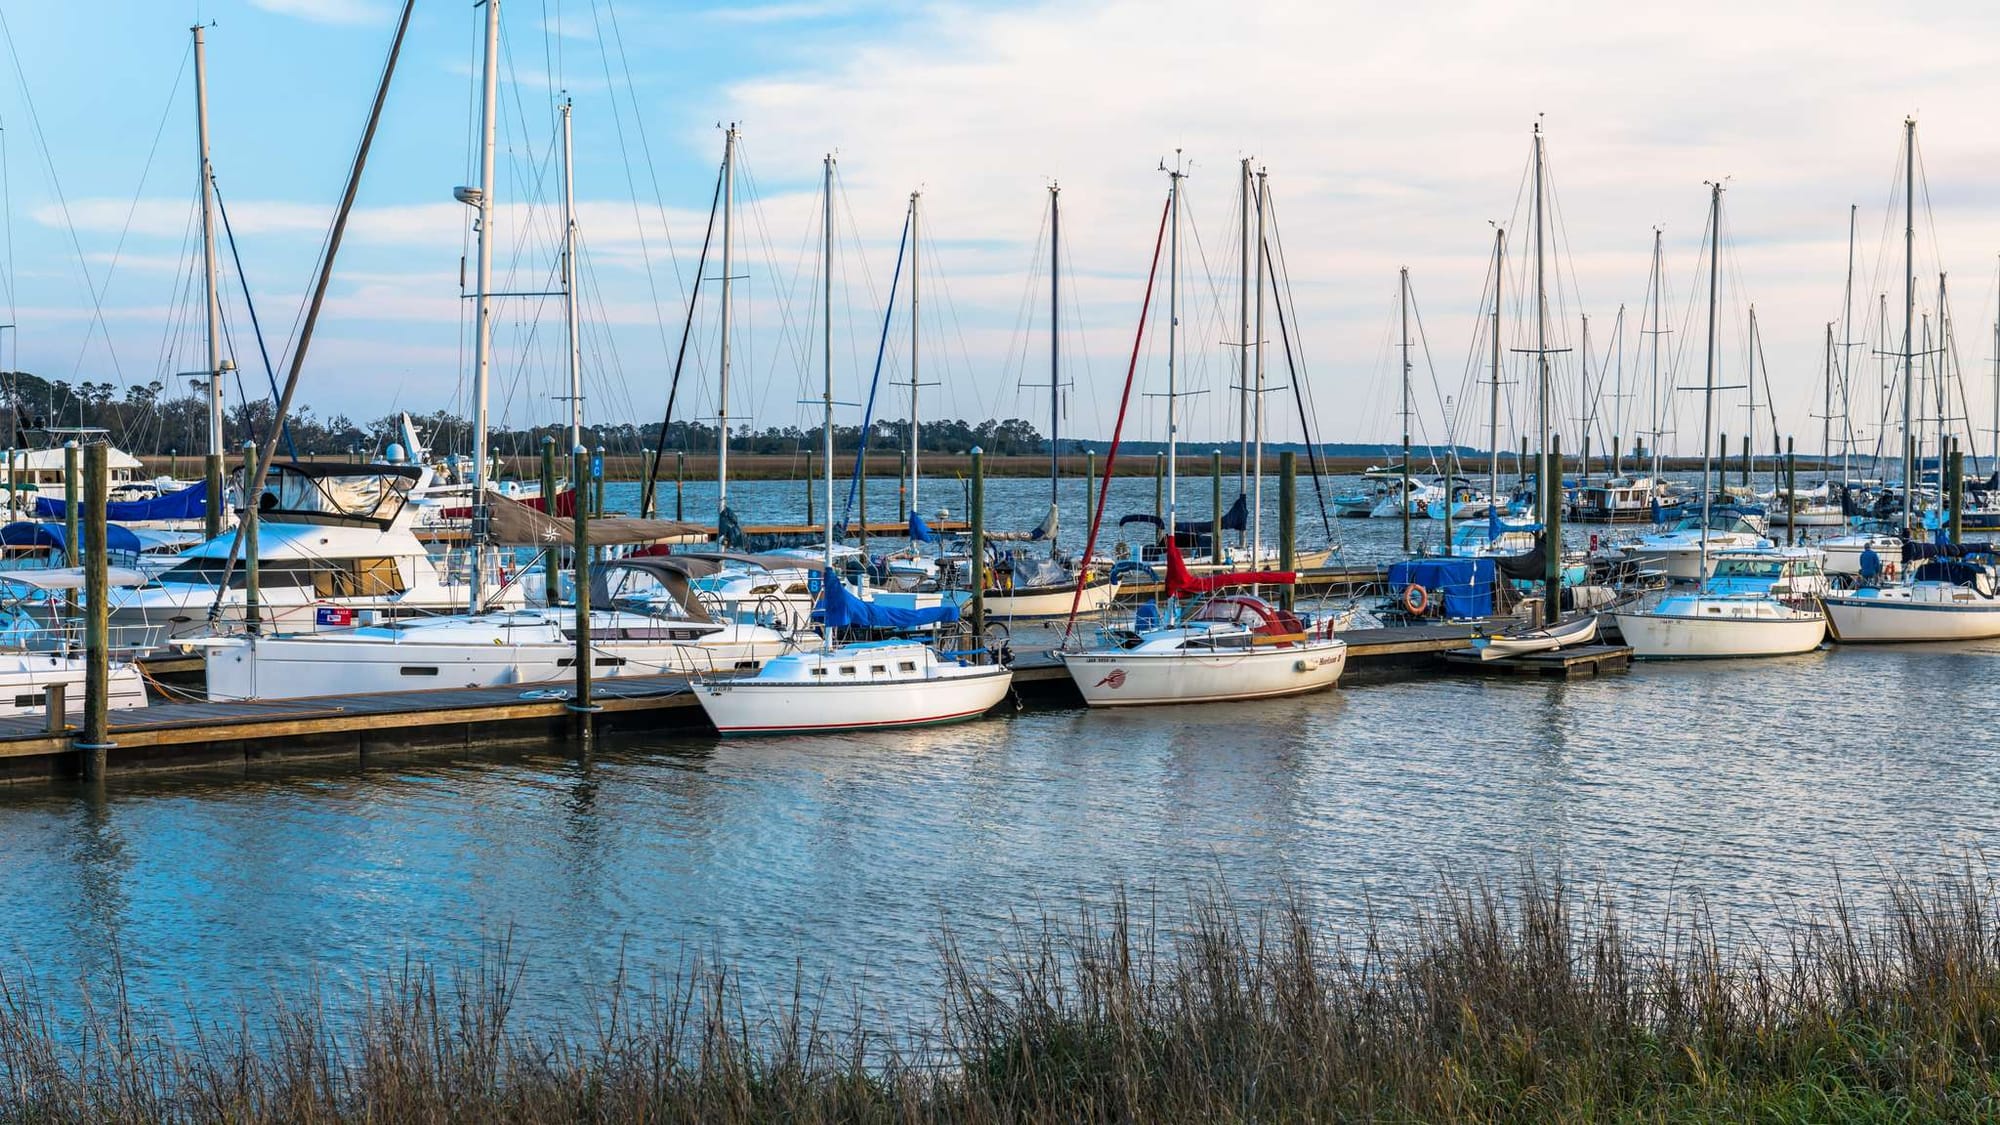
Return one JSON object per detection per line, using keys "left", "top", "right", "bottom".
{"left": 0, "top": 617, "right": 1513, "bottom": 784}
{"left": 1440, "top": 643, "right": 1632, "bottom": 679}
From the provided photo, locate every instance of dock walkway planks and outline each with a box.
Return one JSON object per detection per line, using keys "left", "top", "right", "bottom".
{"left": 0, "top": 616, "right": 1509, "bottom": 782}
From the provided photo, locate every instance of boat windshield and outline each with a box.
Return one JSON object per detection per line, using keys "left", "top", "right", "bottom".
{"left": 254, "top": 463, "right": 419, "bottom": 528}
{"left": 1713, "top": 557, "right": 1783, "bottom": 579}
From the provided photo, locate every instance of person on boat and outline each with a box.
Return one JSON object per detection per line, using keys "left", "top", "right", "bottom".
{"left": 1858, "top": 543, "right": 1882, "bottom": 588}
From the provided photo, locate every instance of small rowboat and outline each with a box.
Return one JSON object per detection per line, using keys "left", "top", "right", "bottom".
{"left": 1469, "top": 614, "right": 1599, "bottom": 661}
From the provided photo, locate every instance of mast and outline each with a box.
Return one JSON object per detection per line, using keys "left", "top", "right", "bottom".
{"left": 560, "top": 97, "right": 582, "bottom": 451}
{"left": 1612, "top": 304, "right": 1624, "bottom": 475}
{"left": 1532, "top": 122, "right": 1555, "bottom": 612}
{"left": 821, "top": 154, "right": 834, "bottom": 642}
{"left": 1747, "top": 304, "right": 1758, "bottom": 491}
{"left": 1399, "top": 265, "right": 1411, "bottom": 553}
{"left": 1699, "top": 182, "right": 1722, "bottom": 580}
{"left": 1166, "top": 156, "right": 1183, "bottom": 552}
{"left": 717, "top": 124, "right": 737, "bottom": 509}
{"left": 465, "top": 0, "right": 499, "bottom": 612}
{"left": 1647, "top": 227, "right": 1664, "bottom": 481}
{"left": 192, "top": 24, "right": 224, "bottom": 538}
{"left": 1822, "top": 321, "right": 1833, "bottom": 486}
{"left": 1902, "top": 116, "right": 1916, "bottom": 528}
{"left": 908, "top": 190, "right": 921, "bottom": 519}
{"left": 1488, "top": 227, "right": 1503, "bottom": 509}
{"left": 1048, "top": 183, "right": 1059, "bottom": 507}
{"left": 1840, "top": 204, "right": 1857, "bottom": 485}
{"left": 1252, "top": 167, "right": 1267, "bottom": 561}
{"left": 1579, "top": 313, "right": 1592, "bottom": 485}
{"left": 1237, "top": 158, "right": 1251, "bottom": 500}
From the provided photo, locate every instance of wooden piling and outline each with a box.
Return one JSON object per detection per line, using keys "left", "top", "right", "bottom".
{"left": 205, "top": 449, "right": 223, "bottom": 540}
{"left": 1718, "top": 432, "right": 1729, "bottom": 493}
{"left": 62, "top": 441, "right": 78, "bottom": 568}
{"left": 674, "top": 450, "right": 685, "bottom": 520}
{"left": 898, "top": 449, "right": 907, "bottom": 522}
{"left": 1153, "top": 451, "right": 1164, "bottom": 523}
{"left": 242, "top": 441, "right": 261, "bottom": 635}
{"left": 1949, "top": 438, "right": 1964, "bottom": 545}
{"left": 1580, "top": 433, "right": 1591, "bottom": 488}
{"left": 1084, "top": 450, "right": 1096, "bottom": 531}
{"left": 1279, "top": 451, "right": 1296, "bottom": 613}
{"left": 541, "top": 437, "right": 559, "bottom": 603}
{"left": 78, "top": 442, "right": 110, "bottom": 777}
{"left": 804, "top": 446, "right": 814, "bottom": 525}
{"left": 1741, "top": 433, "right": 1750, "bottom": 488}
{"left": 570, "top": 444, "right": 596, "bottom": 739}
{"left": 1785, "top": 436, "right": 1797, "bottom": 547}
{"left": 1211, "top": 450, "right": 1224, "bottom": 565}
{"left": 1544, "top": 434, "right": 1562, "bottom": 626}
{"left": 970, "top": 446, "right": 986, "bottom": 637}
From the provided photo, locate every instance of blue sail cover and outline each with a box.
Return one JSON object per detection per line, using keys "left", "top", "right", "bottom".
{"left": 36, "top": 481, "right": 208, "bottom": 521}
{"left": 1119, "top": 493, "right": 1248, "bottom": 535}
{"left": 908, "top": 510, "right": 935, "bottom": 542}
{"left": 816, "top": 568, "right": 960, "bottom": 629}
{"left": 1386, "top": 557, "right": 1495, "bottom": 618}
{"left": 1, "top": 521, "right": 142, "bottom": 555}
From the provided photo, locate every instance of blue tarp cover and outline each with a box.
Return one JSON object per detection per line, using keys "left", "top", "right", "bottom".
{"left": 36, "top": 481, "right": 208, "bottom": 521}
{"left": 1386, "top": 557, "right": 1495, "bottom": 618}
{"left": 816, "top": 568, "right": 960, "bottom": 629}
{"left": 908, "top": 511, "right": 934, "bottom": 543}
{"left": 0, "top": 521, "right": 142, "bottom": 555}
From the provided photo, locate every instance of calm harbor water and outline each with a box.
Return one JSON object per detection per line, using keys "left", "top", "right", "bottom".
{"left": 0, "top": 472, "right": 1987, "bottom": 1034}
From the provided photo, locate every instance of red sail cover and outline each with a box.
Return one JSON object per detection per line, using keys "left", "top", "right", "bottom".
{"left": 1163, "top": 538, "right": 1295, "bottom": 597}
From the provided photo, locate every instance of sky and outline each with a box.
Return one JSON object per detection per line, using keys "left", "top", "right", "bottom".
{"left": 3, "top": 0, "right": 2000, "bottom": 460}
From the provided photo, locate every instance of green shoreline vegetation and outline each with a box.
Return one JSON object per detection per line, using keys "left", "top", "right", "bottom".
{"left": 4, "top": 867, "right": 1998, "bottom": 1121}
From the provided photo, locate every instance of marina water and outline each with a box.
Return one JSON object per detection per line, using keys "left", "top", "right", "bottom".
{"left": 0, "top": 474, "right": 1991, "bottom": 1036}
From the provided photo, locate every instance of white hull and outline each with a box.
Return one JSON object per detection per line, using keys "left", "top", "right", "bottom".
{"left": 984, "top": 578, "right": 1118, "bottom": 619}
{"left": 690, "top": 658, "right": 1013, "bottom": 734}
{"left": 1473, "top": 616, "right": 1597, "bottom": 660}
{"left": 1061, "top": 640, "right": 1346, "bottom": 706}
{"left": 0, "top": 655, "right": 147, "bottom": 714}
{"left": 201, "top": 632, "right": 798, "bottom": 701}
{"left": 1613, "top": 608, "right": 1826, "bottom": 658}
{"left": 1823, "top": 590, "right": 2000, "bottom": 643}
{"left": 1769, "top": 508, "right": 1845, "bottom": 527}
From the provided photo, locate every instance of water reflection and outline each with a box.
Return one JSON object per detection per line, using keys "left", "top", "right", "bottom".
{"left": 0, "top": 578, "right": 1997, "bottom": 1031}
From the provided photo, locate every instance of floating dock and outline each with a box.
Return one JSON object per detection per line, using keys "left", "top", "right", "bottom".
{"left": 3, "top": 615, "right": 1500, "bottom": 784}
{"left": 1440, "top": 644, "right": 1632, "bottom": 679}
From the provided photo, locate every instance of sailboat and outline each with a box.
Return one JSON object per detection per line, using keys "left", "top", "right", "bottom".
{"left": 1614, "top": 182, "right": 1826, "bottom": 658}
{"left": 689, "top": 155, "right": 1013, "bottom": 736}
{"left": 1060, "top": 160, "right": 1345, "bottom": 708}
{"left": 881, "top": 186, "right": 1118, "bottom": 620}
{"left": 1819, "top": 119, "right": 2000, "bottom": 643}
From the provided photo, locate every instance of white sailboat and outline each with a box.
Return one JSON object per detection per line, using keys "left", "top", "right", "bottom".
{"left": 1060, "top": 162, "right": 1345, "bottom": 707}
{"left": 1817, "top": 118, "right": 2000, "bottom": 643}
{"left": 689, "top": 155, "right": 1012, "bottom": 736}
{"left": 1614, "top": 181, "right": 1825, "bottom": 659}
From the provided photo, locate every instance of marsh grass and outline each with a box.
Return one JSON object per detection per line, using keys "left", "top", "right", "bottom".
{"left": 5, "top": 867, "right": 1999, "bottom": 1121}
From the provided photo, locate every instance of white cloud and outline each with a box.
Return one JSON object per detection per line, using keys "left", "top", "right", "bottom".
{"left": 247, "top": 0, "right": 391, "bottom": 27}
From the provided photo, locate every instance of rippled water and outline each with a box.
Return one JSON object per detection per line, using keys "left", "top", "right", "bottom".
{"left": 0, "top": 472, "right": 1987, "bottom": 1032}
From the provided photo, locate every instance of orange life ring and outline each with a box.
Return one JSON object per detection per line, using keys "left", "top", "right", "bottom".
{"left": 1402, "top": 584, "right": 1430, "bottom": 615}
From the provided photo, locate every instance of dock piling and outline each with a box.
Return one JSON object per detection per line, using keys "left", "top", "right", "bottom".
{"left": 541, "top": 437, "right": 558, "bottom": 603}
{"left": 970, "top": 446, "right": 986, "bottom": 638}
{"left": 1949, "top": 438, "right": 1964, "bottom": 545}
{"left": 1580, "top": 433, "right": 1591, "bottom": 488}
{"left": 1741, "top": 434, "right": 1750, "bottom": 488}
{"left": 1544, "top": 433, "right": 1562, "bottom": 627}
{"left": 570, "top": 444, "right": 597, "bottom": 739}
{"left": 1211, "top": 450, "right": 1223, "bottom": 565}
{"left": 63, "top": 441, "right": 78, "bottom": 569}
{"left": 1785, "top": 436, "right": 1796, "bottom": 547}
{"left": 78, "top": 441, "right": 110, "bottom": 778}
{"left": 1084, "top": 450, "right": 1096, "bottom": 531}
{"left": 674, "top": 450, "right": 684, "bottom": 520}
{"left": 243, "top": 441, "right": 261, "bottom": 635}
{"left": 1279, "top": 451, "right": 1296, "bottom": 613}
{"left": 898, "top": 449, "right": 907, "bottom": 522}
{"left": 1153, "top": 451, "right": 1164, "bottom": 523}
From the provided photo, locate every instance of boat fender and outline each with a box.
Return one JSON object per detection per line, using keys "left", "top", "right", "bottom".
{"left": 1402, "top": 584, "right": 1430, "bottom": 615}
{"left": 1294, "top": 659, "right": 1312, "bottom": 672}
{"left": 1589, "top": 533, "right": 1600, "bottom": 551}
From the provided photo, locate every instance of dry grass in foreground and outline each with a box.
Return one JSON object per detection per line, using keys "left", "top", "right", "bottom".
{"left": 4, "top": 868, "right": 1999, "bottom": 1122}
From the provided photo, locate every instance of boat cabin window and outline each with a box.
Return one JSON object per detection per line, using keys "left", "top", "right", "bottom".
{"left": 311, "top": 557, "right": 407, "bottom": 599}
{"left": 156, "top": 558, "right": 326, "bottom": 590}
{"left": 899, "top": 661, "right": 917, "bottom": 672}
